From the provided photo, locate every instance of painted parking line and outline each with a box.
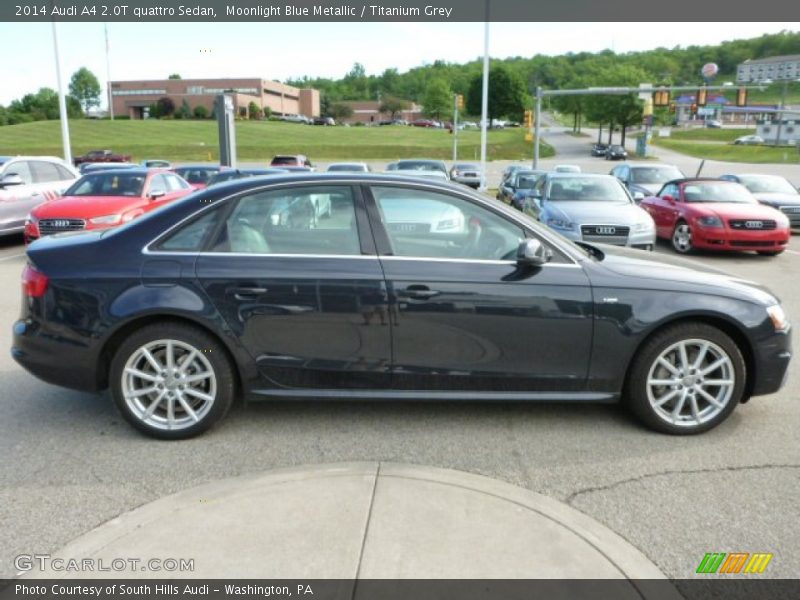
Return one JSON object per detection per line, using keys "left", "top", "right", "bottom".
{"left": 0, "top": 252, "right": 25, "bottom": 262}
{"left": 785, "top": 249, "right": 800, "bottom": 256}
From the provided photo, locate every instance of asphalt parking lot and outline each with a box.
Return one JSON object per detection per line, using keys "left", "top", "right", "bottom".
{"left": 1, "top": 130, "right": 799, "bottom": 582}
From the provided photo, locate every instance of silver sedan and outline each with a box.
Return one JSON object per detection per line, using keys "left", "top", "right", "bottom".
{"left": 536, "top": 173, "right": 656, "bottom": 250}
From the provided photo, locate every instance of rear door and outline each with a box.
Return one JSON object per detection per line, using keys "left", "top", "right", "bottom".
{"left": 195, "top": 183, "right": 392, "bottom": 390}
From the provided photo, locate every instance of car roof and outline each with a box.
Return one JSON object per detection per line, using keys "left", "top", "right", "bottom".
{"left": 547, "top": 172, "right": 615, "bottom": 179}
{"left": 622, "top": 162, "right": 680, "bottom": 168}
{"left": 82, "top": 167, "right": 154, "bottom": 176}
{"left": 666, "top": 178, "right": 735, "bottom": 186}
{"left": 173, "top": 164, "right": 221, "bottom": 169}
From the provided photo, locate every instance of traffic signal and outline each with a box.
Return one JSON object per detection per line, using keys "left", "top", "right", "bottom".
{"left": 524, "top": 110, "right": 533, "bottom": 128}
{"left": 697, "top": 88, "right": 707, "bottom": 106}
{"left": 736, "top": 87, "right": 748, "bottom": 107}
{"left": 456, "top": 94, "right": 464, "bottom": 110}
{"left": 652, "top": 89, "right": 670, "bottom": 107}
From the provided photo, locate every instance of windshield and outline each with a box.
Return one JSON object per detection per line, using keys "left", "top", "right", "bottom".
{"left": 207, "top": 172, "right": 242, "bottom": 185}
{"left": 631, "top": 166, "right": 684, "bottom": 184}
{"left": 65, "top": 172, "right": 146, "bottom": 197}
{"left": 547, "top": 177, "right": 630, "bottom": 203}
{"left": 397, "top": 161, "right": 446, "bottom": 172}
{"left": 516, "top": 172, "right": 542, "bottom": 189}
{"left": 682, "top": 182, "right": 757, "bottom": 204}
{"left": 738, "top": 175, "right": 798, "bottom": 195}
{"left": 328, "top": 164, "right": 366, "bottom": 172}
{"left": 173, "top": 167, "right": 219, "bottom": 184}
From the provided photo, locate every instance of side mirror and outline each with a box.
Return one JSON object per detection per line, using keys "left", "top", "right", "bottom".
{"left": 517, "top": 238, "right": 552, "bottom": 267}
{"left": 633, "top": 191, "right": 645, "bottom": 202}
{"left": 0, "top": 174, "right": 24, "bottom": 187}
{"left": 149, "top": 190, "right": 166, "bottom": 200}
{"left": 662, "top": 194, "right": 676, "bottom": 204}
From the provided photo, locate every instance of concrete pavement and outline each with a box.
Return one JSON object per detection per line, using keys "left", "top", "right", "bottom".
{"left": 22, "top": 463, "right": 673, "bottom": 585}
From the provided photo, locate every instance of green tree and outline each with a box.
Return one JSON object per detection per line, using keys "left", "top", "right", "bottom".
{"left": 328, "top": 103, "right": 354, "bottom": 121}
{"left": 176, "top": 99, "right": 191, "bottom": 119}
{"left": 68, "top": 67, "right": 101, "bottom": 113}
{"left": 422, "top": 78, "right": 451, "bottom": 121}
{"left": 467, "top": 66, "right": 527, "bottom": 124}
{"left": 379, "top": 96, "right": 409, "bottom": 120}
{"left": 248, "top": 101, "right": 263, "bottom": 120}
{"left": 168, "top": 73, "right": 182, "bottom": 80}
{"left": 193, "top": 105, "right": 208, "bottom": 119}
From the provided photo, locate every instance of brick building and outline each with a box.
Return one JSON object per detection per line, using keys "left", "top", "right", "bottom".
{"left": 110, "top": 78, "right": 320, "bottom": 120}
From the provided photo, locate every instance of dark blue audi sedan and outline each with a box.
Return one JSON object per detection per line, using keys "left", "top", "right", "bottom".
{"left": 12, "top": 174, "right": 791, "bottom": 439}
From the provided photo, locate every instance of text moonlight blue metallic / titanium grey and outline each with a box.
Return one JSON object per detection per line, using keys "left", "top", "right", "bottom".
{"left": 11, "top": 174, "right": 791, "bottom": 439}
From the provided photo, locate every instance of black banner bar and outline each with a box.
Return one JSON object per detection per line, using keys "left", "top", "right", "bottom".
{"left": 2, "top": 580, "right": 800, "bottom": 600}
{"left": 3, "top": 0, "right": 800, "bottom": 22}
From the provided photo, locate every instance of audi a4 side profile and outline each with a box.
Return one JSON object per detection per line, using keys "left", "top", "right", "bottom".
{"left": 12, "top": 174, "right": 791, "bottom": 439}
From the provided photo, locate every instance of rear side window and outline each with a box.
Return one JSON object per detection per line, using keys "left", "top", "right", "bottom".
{"left": 31, "top": 161, "right": 64, "bottom": 183}
{"left": 157, "top": 206, "right": 223, "bottom": 252}
{"left": 211, "top": 185, "right": 360, "bottom": 255}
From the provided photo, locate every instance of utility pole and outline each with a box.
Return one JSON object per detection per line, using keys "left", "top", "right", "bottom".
{"left": 533, "top": 87, "right": 542, "bottom": 169}
{"left": 51, "top": 22, "right": 72, "bottom": 164}
{"left": 105, "top": 23, "right": 114, "bottom": 120}
{"left": 478, "top": 16, "right": 490, "bottom": 192}
{"left": 452, "top": 94, "right": 459, "bottom": 162}
{"left": 775, "top": 79, "right": 788, "bottom": 147}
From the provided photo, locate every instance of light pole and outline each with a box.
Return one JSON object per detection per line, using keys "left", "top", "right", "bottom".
{"left": 51, "top": 22, "right": 72, "bottom": 164}
{"left": 478, "top": 16, "right": 489, "bottom": 192}
{"left": 105, "top": 23, "right": 114, "bottom": 120}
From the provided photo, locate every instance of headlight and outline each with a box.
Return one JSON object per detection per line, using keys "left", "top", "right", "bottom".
{"left": 776, "top": 213, "right": 790, "bottom": 228}
{"left": 25, "top": 214, "right": 38, "bottom": 224}
{"left": 767, "top": 304, "right": 789, "bottom": 332}
{"left": 89, "top": 214, "right": 122, "bottom": 225}
{"left": 634, "top": 220, "right": 654, "bottom": 232}
{"left": 547, "top": 218, "right": 574, "bottom": 231}
{"left": 697, "top": 215, "right": 723, "bottom": 228}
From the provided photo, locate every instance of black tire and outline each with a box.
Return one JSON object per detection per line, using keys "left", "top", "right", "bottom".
{"left": 110, "top": 322, "right": 236, "bottom": 440}
{"left": 625, "top": 322, "right": 746, "bottom": 435}
{"left": 757, "top": 250, "right": 782, "bottom": 256}
{"left": 671, "top": 220, "right": 694, "bottom": 254}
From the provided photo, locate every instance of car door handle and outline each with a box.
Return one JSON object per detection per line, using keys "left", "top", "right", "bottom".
{"left": 402, "top": 285, "right": 440, "bottom": 299}
{"left": 233, "top": 287, "right": 267, "bottom": 300}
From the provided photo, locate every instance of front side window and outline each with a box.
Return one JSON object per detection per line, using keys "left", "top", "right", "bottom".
{"left": 30, "top": 161, "right": 64, "bottom": 183}
{"left": 371, "top": 186, "right": 524, "bottom": 261}
{"left": 212, "top": 185, "right": 361, "bottom": 255}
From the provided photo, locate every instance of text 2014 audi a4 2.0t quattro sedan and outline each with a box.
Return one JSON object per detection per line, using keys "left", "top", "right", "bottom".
{"left": 12, "top": 175, "right": 791, "bottom": 439}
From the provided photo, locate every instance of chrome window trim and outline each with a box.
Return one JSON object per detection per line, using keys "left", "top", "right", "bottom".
{"left": 141, "top": 177, "right": 586, "bottom": 264}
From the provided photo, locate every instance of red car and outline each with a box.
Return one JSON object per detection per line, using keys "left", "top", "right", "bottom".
{"left": 640, "top": 178, "right": 790, "bottom": 256}
{"left": 25, "top": 168, "right": 192, "bottom": 243}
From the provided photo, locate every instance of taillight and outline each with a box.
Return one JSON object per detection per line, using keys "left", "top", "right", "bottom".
{"left": 22, "top": 264, "right": 49, "bottom": 298}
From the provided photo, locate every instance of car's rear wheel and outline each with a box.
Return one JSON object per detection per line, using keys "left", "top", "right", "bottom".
{"left": 672, "top": 221, "right": 694, "bottom": 254}
{"left": 110, "top": 323, "right": 235, "bottom": 439}
{"left": 626, "top": 323, "right": 745, "bottom": 434}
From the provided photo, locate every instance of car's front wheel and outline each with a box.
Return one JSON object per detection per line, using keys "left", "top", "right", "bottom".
{"left": 110, "top": 322, "right": 236, "bottom": 439}
{"left": 672, "top": 221, "right": 693, "bottom": 254}
{"left": 626, "top": 322, "right": 745, "bottom": 434}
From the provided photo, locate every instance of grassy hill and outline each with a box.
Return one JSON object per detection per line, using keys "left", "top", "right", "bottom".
{"left": 0, "top": 119, "right": 553, "bottom": 162}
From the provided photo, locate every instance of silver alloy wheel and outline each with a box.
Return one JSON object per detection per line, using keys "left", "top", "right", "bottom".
{"left": 121, "top": 339, "right": 217, "bottom": 431}
{"left": 646, "top": 338, "right": 735, "bottom": 428}
{"left": 672, "top": 223, "right": 692, "bottom": 253}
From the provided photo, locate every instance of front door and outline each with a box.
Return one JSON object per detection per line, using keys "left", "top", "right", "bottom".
{"left": 196, "top": 184, "right": 392, "bottom": 389}
{"left": 365, "top": 184, "right": 594, "bottom": 392}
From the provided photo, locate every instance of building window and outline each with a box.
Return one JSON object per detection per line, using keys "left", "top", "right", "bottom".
{"left": 112, "top": 89, "right": 167, "bottom": 96}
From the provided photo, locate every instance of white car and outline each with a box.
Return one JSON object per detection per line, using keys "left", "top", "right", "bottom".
{"left": 0, "top": 155, "right": 79, "bottom": 236}
{"left": 733, "top": 135, "right": 765, "bottom": 145}
{"left": 554, "top": 164, "right": 582, "bottom": 173}
{"left": 327, "top": 162, "right": 371, "bottom": 173}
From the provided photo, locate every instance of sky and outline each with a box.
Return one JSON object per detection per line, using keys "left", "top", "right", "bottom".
{"left": 0, "top": 22, "right": 798, "bottom": 106}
